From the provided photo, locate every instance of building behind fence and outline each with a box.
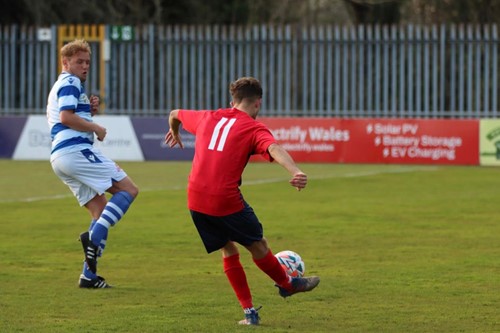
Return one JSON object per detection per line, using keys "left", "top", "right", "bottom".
{"left": 0, "top": 24, "right": 498, "bottom": 118}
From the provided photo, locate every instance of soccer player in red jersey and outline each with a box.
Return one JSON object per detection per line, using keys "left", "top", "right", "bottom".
{"left": 164, "top": 77, "right": 320, "bottom": 325}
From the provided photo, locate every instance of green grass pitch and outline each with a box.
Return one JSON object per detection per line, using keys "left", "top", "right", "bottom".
{"left": 0, "top": 160, "right": 499, "bottom": 332}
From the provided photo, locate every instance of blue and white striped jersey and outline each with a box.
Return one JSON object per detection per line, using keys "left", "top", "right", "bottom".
{"left": 47, "top": 72, "right": 94, "bottom": 159}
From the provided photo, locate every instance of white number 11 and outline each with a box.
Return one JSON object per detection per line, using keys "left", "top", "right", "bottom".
{"left": 208, "top": 117, "right": 236, "bottom": 151}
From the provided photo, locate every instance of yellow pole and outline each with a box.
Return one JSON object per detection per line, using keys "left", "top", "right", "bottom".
{"left": 57, "top": 26, "right": 65, "bottom": 74}
{"left": 99, "top": 25, "right": 106, "bottom": 112}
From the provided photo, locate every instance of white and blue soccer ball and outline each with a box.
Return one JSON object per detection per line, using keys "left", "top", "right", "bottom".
{"left": 275, "top": 250, "right": 305, "bottom": 278}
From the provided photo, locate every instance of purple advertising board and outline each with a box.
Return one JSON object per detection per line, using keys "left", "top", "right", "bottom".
{"left": 131, "top": 117, "right": 195, "bottom": 161}
{"left": 0, "top": 117, "right": 27, "bottom": 158}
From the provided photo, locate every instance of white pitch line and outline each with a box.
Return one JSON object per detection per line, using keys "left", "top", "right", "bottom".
{"left": 0, "top": 166, "right": 438, "bottom": 204}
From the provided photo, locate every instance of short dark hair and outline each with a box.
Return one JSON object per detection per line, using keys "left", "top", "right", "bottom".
{"left": 229, "top": 77, "right": 263, "bottom": 103}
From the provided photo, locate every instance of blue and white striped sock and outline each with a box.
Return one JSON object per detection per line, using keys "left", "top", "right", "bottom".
{"left": 90, "top": 191, "right": 134, "bottom": 247}
{"left": 88, "top": 218, "right": 107, "bottom": 256}
{"left": 88, "top": 219, "right": 97, "bottom": 231}
{"left": 82, "top": 261, "right": 97, "bottom": 279}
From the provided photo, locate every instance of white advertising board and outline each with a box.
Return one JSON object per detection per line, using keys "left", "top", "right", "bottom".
{"left": 13, "top": 115, "right": 144, "bottom": 161}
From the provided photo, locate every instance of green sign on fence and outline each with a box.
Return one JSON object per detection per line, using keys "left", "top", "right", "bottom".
{"left": 110, "top": 26, "right": 134, "bottom": 41}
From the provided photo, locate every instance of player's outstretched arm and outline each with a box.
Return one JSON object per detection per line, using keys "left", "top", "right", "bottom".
{"left": 267, "top": 143, "right": 307, "bottom": 191}
{"left": 165, "top": 109, "right": 184, "bottom": 148}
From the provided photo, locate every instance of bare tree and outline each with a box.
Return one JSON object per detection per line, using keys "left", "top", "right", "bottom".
{"left": 1, "top": 0, "right": 499, "bottom": 26}
{"left": 342, "top": 0, "right": 404, "bottom": 24}
{"left": 401, "top": 0, "right": 500, "bottom": 24}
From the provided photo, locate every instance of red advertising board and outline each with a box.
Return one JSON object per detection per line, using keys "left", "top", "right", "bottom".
{"left": 0, "top": 116, "right": 479, "bottom": 164}
{"left": 256, "top": 117, "right": 479, "bottom": 165}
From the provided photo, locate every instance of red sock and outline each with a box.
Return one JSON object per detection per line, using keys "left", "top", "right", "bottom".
{"left": 223, "top": 254, "right": 253, "bottom": 309}
{"left": 253, "top": 249, "right": 292, "bottom": 289}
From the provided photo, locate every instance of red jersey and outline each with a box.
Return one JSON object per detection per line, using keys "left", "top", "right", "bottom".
{"left": 178, "top": 108, "right": 276, "bottom": 216}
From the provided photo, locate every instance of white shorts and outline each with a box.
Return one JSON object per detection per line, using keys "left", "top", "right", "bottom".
{"left": 51, "top": 147, "right": 128, "bottom": 206}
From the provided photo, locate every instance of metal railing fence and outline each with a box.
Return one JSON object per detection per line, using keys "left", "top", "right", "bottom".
{"left": 1, "top": 24, "right": 498, "bottom": 118}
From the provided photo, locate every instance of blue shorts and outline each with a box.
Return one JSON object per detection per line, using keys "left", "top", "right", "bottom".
{"left": 190, "top": 201, "right": 263, "bottom": 253}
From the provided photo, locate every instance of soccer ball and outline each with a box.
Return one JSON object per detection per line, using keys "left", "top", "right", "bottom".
{"left": 275, "top": 250, "right": 305, "bottom": 278}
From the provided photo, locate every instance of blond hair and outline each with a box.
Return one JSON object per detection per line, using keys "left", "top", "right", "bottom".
{"left": 61, "top": 39, "right": 91, "bottom": 59}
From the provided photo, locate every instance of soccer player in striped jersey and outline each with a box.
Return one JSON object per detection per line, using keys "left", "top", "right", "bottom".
{"left": 165, "top": 77, "right": 320, "bottom": 325}
{"left": 47, "top": 39, "right": 139, "bottom": 288}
